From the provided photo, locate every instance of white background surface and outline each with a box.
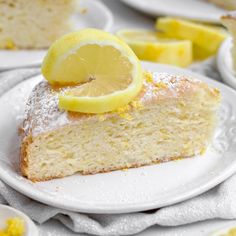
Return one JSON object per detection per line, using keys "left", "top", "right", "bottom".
{"left": 7, "top": 0, "right": 235, "bottom": 235}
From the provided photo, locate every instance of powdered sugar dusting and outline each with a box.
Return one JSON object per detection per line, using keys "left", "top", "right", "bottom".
{"left": 152, "top": 72, "right": 201, "bottom": 88}
{"left": 21, "top": 72, "right": 202, "bottom": 137}
{"left": 22, "top": 81, "right": 69, "bottom": 137}
{"left": 142, "top": 72, "right": 201, "bottom": 102}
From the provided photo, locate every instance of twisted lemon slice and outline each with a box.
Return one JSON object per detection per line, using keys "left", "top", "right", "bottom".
{"left": 42, "top": 29, "right": 143, "bottom": 114}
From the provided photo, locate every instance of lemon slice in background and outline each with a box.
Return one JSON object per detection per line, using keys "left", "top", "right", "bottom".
{"left": 156, "top": 32, "right": 214, "bottom": 60}
{"left": 41, "top": 29, "right": 143, "bottom": 114}
{"left": 193, "top": 44, "right": 214, "bottom": 60}
{"left": 117, "top": 29, "right": 192, "bottom": 67}
{"left": 156, "top": 17, "right": 227, "bottom": 54}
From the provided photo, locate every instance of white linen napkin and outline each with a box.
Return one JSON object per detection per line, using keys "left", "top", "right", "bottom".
{"left": 0, "top": 59, "right": 235, "bottom": 236}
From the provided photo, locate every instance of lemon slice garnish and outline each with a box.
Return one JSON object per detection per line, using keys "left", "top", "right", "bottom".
{"left": 41, "top": 29, "right": 143, "bottom": 114}
{"left": 156, "top": 17, "right": 227, "bottom": 54}
{"left": 116, "top": 29, "right": 192, "bottom": 67}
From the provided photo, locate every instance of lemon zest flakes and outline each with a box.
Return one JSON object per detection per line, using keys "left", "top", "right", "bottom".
{"left": 115, "top": 100, "right": 143, "bottom": 120}
{"left": 144, "top": 71, "right": 153, "bottom": 83}
{"left": 144, "top": 71, "right": 167, "bottom": 91}
{"left": 154, "top": 81, "right": 167, "bottom": 90}
{"left": 0, "top": 217, "right": 25, "bottom": 236}
{"left": 119, "top": 112, "right": 133, "bottom": 121}
{"left": 0, "top": 39, "right": 17, "bottom": 50}
{"left": 131, "top": 100, "right": 143, "bottom": 110}
{"left": 116, "top": 104, "right": 133, "bottom": 120}
{"left": 116, "top": 104, "right": 130, "bottom": 114}
{"left": 97, "top": 100, "right": 144, "bottom": 122}
{"left": 200, "top": 147, "right": 206, "bottom": 155}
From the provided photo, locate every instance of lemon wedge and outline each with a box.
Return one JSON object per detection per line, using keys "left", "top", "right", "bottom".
{"left": 117, "top": 29, "right": 192, "bottom": 67}
{"left": 41, "top": 29, "right": 143, "bottom": 114}
{"left": 156, "top": 17, "right": 227, "bottom": 54}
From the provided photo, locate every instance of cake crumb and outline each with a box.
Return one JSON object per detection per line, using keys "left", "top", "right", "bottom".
{"left": 119, "top": 112, "right": 133, "bottom": 120}
{"left": 98, "top": 114, "right": 106, "bottom": 121}
{"left": 79, "top": 8, "right": 87, "bottom": 14}
{"left": 3, "top": 39, "right": 17, "bottom": 50}
{"left": 131, "top": 100, "right": 143, "bottom": 110}
{"left": 144, "top": 71, "right": 153, "bottom": 83}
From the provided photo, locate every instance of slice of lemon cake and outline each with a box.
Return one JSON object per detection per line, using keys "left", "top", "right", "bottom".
{"left": 0, "top": 0, "right": 77, "bottom": 49}
{"left": 221, "top": 13, "right": 236, "bottom": 72}
{"left": 20, "top": 73, "right": 220, "bottom": 181}
{"left": 19, "top": 29, "right": 220, "bottom": 182}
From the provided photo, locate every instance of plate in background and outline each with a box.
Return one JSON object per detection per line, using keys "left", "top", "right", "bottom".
{"left": 0, "top": 0, "right": 113, "bottom": 70}
{"left": 120, "top": 0, "right": 226, "bottom": 23}
{"left": 0, "top": 62, "right": 236, "bottom": 214}
{"left": 217, "top": 38, "right": 236, "bottom": 90}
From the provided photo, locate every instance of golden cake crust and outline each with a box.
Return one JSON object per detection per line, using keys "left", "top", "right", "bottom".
{"left": 21, "top": 154, "right": 189, "bottom": 182}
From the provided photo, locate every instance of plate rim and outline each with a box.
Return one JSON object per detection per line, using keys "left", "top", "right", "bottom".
{"left": 217, "top": 37, "right": 236, "bottom": 90}
{"left": 0, "top": 0, "right": 113, "bottom": 71}
{"left": 0, "top": 62, "right": 236, "bottom": 214}
{"left": 120, "top": 0, "right": 224, "bottom": 23}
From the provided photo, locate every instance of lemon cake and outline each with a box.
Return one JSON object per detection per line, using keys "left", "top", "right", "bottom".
{"left": 20, "top": 73, "right": 220, "bottom": 181}
{"left": 221, "top": 13, "right": 236, "bottom": 72}
{"left": 0, "top": 0, "right": 77, "bottom": 49}
{"left": 208, "top": 0, "right": 236, "bottom": 10}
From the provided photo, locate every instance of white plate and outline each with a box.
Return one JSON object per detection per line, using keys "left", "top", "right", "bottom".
{"left": 0, "top": 205, "right": 38, "bottom": 236}
{"left": 120, "top": 0, "right": 226, "bottom": 23}
{"left": 0, "top": 0, "right": 113, "bottom": 70}
{"left": 0, "top": 62, "right": 236, "bottom": 214}
{"left": 217, "top": 38, "right": 236, "bottom": 90}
